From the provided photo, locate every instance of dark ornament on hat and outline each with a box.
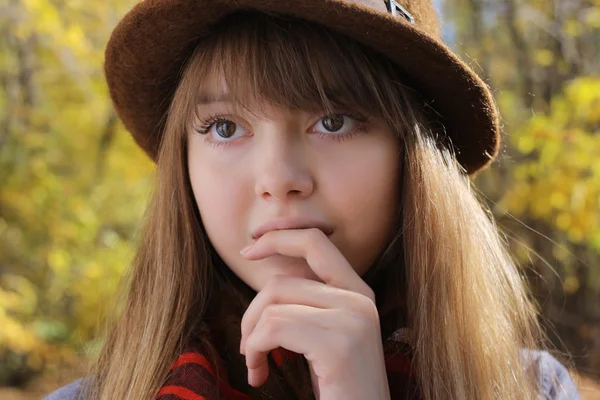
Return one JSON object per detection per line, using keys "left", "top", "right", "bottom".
{"left": 385, "top": 0, "right": 415, "bottom": 23}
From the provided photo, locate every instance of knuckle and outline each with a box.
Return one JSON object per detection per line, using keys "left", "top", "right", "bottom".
{"left": 263, "top": 315, "right": 285, "bottom": 337}
{"left": 263, "top": 304, "right": 281, "bottom": 320}
{"left": 348, "top": 292, "right": 379, "bottom": 322}
{"left": 359, "top": 295, "right": 380, "bottom": 322}
{"left": 344, "top": 299, "right": 380, "bottom": 340}
{"left": 240, "top": 316, "right": 251, "bottom": 337}
{"left": 244, "top": 338, "right": 261, "bottom": 366}
{"left": 364, "top": 286, "right": 376, "bottom": 303}
{"left": 263, "top": 279, "right": 282, "bottom": 302}
{"left": 305, "top": 228, "right": 325, "bottom": 246}
{"left": 245, "top": 335, "right": 256, "bottom": 352}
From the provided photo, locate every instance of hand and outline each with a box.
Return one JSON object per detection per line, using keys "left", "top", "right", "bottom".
{"left": 239, "top": 228, "right": 391, "bottom": 400}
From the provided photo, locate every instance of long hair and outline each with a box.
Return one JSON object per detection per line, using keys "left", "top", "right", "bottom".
{"left": 86, "top": 11, "right": 548, "bottom": 399}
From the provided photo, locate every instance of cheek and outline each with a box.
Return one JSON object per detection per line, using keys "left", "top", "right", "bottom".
{"left": 188, "top": 158, "right": 250, "bottom": 255}
{"left": 345, "top": 159, "right": 398, "bottom": 215}
{"left": 322, "top": 142, "right": 400, "bottom": 273}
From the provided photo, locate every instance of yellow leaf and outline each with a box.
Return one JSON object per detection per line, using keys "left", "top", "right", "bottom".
{"left": 516, "top": 135, "right": 536, "bottom": 154}
{"left": 556, "top": 213, "right": 572, "bottom": 230}
{"left": 550, "top": 191, "right": 567, "bottom": 209}
{"left": 585, "top": 8, "right": 600, "bottom": 29}
{"left": 534, "top": 49, "right": 554, "bottom": 67}
{"left": 565, "top": 19, "right": 584, "bottom": 37}
{"left": 48, "top": 248, "right": 71, "bottom": 276}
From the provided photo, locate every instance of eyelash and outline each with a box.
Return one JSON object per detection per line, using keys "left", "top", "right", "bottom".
{"left": 195, "top": 114, "right": 232, "bottom": 148}
{"left": 194, "top": 111, "right": 370, "bottom": 148}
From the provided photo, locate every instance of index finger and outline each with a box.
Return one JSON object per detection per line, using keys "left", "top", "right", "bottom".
{"left": 241, "top": 228, "right": 375, "bottom": 302}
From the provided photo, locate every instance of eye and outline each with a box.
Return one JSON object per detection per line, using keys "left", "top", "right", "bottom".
{"left": 196, "top": 116, "right": 249, "bottom": 142}
{"left": 214, "top": 120, "right": 237, "bottom": 138}
{"left": 312, "top": 113, "right": 363, "bottom": 134}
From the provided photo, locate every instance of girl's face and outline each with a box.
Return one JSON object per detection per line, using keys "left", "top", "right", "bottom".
{"left": 188, "top": 76, "right": 401, "bottom": 291}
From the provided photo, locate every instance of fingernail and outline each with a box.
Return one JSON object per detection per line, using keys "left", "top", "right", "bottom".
{"left": 240, "top": 245, "right": 253, "bottom": 255}
{"left": 248, "top": 369, "right": 254, "bottom": 386}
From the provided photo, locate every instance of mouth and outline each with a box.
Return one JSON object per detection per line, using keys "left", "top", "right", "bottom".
{"left": 252, "top": 217, "right": 334, "bottom": 240}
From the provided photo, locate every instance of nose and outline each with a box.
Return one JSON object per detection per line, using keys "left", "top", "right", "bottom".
{"left": 254, "top": 134, "right": 314, "bottom": 202}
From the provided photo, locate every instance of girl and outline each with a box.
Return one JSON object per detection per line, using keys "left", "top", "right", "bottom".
{"left": 45, "top": 1, "right": 580, "bottom": 399}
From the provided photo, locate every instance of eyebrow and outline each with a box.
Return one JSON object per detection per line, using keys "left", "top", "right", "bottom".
{"left": 195, "top": 92, "right": 231, "bottom": 105}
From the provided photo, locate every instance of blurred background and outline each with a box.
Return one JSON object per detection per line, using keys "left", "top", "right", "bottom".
{"left": 0, "top": 0, "right": 598, "bottom": 398}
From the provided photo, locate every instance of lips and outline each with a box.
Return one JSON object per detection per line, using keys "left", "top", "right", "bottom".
{"left": 252, "top": 217, "right": 334, "bottom": 240}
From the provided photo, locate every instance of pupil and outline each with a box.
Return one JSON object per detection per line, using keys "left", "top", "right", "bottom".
{"left": 323, "top": 115, "right": 344, "bottom": 132}
{"left": 216, "top": 121, "right": 236, "bottom": 138}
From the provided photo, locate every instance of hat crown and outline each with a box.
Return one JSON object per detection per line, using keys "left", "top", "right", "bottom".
{"left": 353, "top": 0, "right": 441, "bottom": 38}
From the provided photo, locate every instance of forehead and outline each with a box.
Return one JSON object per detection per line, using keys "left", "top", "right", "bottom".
{"left": 195, "top": 71, "right": 229, "bottom": 104}
{"left": 192, "top": 72, "right": 280, "bottom": 121}
{"left": 192, "top": 68, "right": 329, "bottom": 120}
{"left": 178, "top": 10, "right": 412, "bottom": 127}
{"left": 182, "top": 34, "right": 391, "bottom": 122}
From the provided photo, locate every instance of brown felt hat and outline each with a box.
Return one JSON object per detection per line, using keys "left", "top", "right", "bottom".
{"left": 104, "top": 0, "right": 500, "bottom": 175}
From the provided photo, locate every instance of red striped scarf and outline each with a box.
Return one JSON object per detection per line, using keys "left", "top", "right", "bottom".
{"left": 157, "top": 256, "right": 419, "bottom": 399}
{"left": 157, "top": 328, "right": 416, "bottom": 400}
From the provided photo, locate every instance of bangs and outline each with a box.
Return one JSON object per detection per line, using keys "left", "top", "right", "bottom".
{"left": 180, "top": 10, "right": 417, "bottom": 130}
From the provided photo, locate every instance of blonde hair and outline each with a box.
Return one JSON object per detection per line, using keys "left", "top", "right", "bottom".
{"left": 85, "top": 11, "right": 548, "bottom": 399}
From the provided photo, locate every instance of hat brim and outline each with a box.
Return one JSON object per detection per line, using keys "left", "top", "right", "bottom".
{"left": 105, "top": 0, "right": 500, "bottom": 175}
